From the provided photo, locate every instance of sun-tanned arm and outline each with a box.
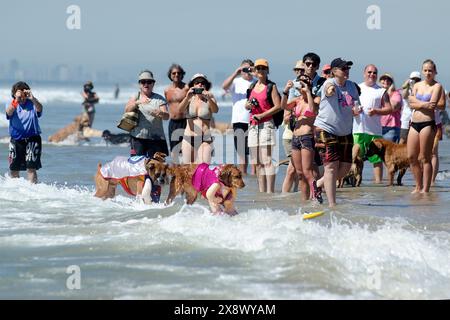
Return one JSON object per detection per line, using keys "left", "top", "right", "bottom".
{"left": 437, "top": 86, "right": 446, "bottom": 111}
{"left": 222, "top": 67, "right": 241, "bottom": 91}
{"left": 369, "top": 91, "right": 393, "bottom": 116}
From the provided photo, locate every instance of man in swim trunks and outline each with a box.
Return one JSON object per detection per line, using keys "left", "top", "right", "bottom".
{"left": 164, "top": 64, "right": 189, "bottom": 163}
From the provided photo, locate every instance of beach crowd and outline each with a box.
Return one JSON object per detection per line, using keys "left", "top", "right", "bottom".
{"left": 5, "top": 53, "right": 449, "bottom": 207}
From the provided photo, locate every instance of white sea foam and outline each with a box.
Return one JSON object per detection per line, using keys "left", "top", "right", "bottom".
{"left": 1, "top": 176, "right": 449, "bottom": 299}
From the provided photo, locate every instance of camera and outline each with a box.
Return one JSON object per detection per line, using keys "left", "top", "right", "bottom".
{"left": 250, "top": 98, "right": 259, "bottom": 107}
{"left": 293, "top": 81, "right": 303, "bottom": 89}
{"left": 192, "top": 88, "right": 204, "bottom": 94}
{"left": 242, "top": 67, "right": 252, "bottom": 73}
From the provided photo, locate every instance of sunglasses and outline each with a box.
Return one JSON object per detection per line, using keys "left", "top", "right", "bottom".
{"left": 255, "top": 66, "right": 268, "bottom": 71}
{"left": 171, "top": 71, "right": 182, "bottom": 75}
{"left": 140, "top": 80, "right": 155, "bottom": 85}
{"left": 193, "top": 80, "right": 206, "bottom": 86}
{"left": 340, "top": 66, "right": 351, "bottom": 71}
{"left": 367, "top": 71, "right": 377, "bottom": 75}
{"left": 305, "top": 61, "right": 318, "bottom": 68}
{"left": 294, "top": 68, "right": 305, "bottom": 72}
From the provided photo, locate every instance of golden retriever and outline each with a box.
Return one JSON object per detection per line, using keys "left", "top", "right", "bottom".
{"left": 94, "top": 152, "right": 168, "bottom": 203}
{"left": 365, "top": 138, "right": 409, "bottom": 186}
{"left": 165, "top": 163, "right": 245, "bottom": 215}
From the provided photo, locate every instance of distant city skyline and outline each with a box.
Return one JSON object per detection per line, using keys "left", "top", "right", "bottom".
{"left": 1, "top": 1, "right": 449, "bottom": 87}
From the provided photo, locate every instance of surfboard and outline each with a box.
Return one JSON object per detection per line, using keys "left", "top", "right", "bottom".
{"left": 302, "top": 211, "right": 325, "bottom": 220}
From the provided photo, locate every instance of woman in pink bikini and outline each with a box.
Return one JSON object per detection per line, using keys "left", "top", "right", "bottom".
{"left": 407, "top": 59, "right": 444, "bottom": 193}
{"left": 281, "top": 74, "right": 321, "bottom": 202}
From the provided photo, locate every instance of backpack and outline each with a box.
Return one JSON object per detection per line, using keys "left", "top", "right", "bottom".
{"left": 246, "top": 80, "right": 283, "bottom": 128}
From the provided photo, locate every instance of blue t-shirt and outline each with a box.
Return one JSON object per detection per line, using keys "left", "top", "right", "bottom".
{"left": 6, "top": 99, "right": 42, "bottom": 140}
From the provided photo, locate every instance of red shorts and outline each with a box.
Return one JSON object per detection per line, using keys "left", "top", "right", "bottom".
{"left": 315, "top": 130, "right": 353, "bottom": 164}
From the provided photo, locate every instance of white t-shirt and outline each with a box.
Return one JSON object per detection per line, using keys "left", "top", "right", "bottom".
{"left": 353, "top": 82, "right": 386, "bottom": 136}
{"left": 400, "top": 98, "right": 413, "bottom": 129}
{"left": 230, "top": 77, "right": 256, "bottom": 124}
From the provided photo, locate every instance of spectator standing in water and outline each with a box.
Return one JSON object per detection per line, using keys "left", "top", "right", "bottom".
{"left": 81, "top": 81, "right": 99, "bottom": 127}
{"left": 5, "top": 81, "right": 43, "bottom": 184}
{"left": 164, "top": 64, "right": 189, "bottom": 163}
{"left": 222, "top": 59, "right": 256, "bottom": 175}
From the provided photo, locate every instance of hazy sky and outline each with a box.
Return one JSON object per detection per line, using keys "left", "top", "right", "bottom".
{"left": 0, "top": 0, "right": 448, "bottom": 86}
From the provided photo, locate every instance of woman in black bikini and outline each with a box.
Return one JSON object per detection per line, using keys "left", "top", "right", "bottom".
{"left": 407, "top": 60, "right": 444, "bottom": 194}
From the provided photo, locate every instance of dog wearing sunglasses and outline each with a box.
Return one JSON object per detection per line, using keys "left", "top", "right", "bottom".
{"left": 94, "top": 152, "right": 168, "bottom": 203}
{"left": 165, "top": 163, "right": 245, "bottom": 215}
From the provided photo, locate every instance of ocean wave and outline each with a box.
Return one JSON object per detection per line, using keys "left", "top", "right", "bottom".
{"left": 0, "top": 112, "right": 8, "bottom": 127}
{"left": 1, "top": 177, "right": 449, "bottom": 299}
{"left": 0, "top": 86, "right": 231, "bottom": 106}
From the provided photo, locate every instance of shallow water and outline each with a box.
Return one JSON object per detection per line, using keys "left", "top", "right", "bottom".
{"left": 0, "top": 87, "right": 449, "bottom": 299}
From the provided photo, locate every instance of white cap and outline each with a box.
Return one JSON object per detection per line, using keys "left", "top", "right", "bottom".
{"left": 409, "top": 71, "right": 421, "bottom": 79}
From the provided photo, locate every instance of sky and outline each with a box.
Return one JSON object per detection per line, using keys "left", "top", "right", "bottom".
{"left": 0, "top": 0, "right": 449, "bottom": 86}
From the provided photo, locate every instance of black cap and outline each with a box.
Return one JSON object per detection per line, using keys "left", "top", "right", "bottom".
{"left": 330, "top": 58, "right": 353, "bottom": 69}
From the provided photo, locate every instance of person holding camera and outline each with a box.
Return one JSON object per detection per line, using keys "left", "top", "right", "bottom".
{"left": 245, "top": 59, "right": 281, "bottom": 194}
{"left": 5, "top": 81, "right": 43, "bottom": 184}
{"left": 281, "top": 74, "right": 320, "bottom": 202}
{"left": 124, "top": 70, "right": 169, "bottom": 159}
{"left": 81, "top": 81, "right": 99, "bottom": 128}
{"left": 178, "top": 73, "right": 218, "bottom": 164}
{"left": 222, "top": 59, "right": 256, "bottom": 175}
{"left": 281, "top": 60, "right": 305, "bottom": 193}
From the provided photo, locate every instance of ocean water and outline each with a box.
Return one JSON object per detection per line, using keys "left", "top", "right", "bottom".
{"left": 0, "top": 85, "right": 449, "bottom": 300}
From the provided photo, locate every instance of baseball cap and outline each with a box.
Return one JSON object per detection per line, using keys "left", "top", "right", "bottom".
{"left": 409, "top": 71, "right": 421, "bottom": 80}
{"left": 138, "top": 70, "right": 155, "bottom": 81}
{"left": 322, "top": 64, "right": 332, "bottom": 71}
{"left": 254, "top": 59, "right": 269, "bottom": 68}
{"left": 379, "top": 73, "right": 394, "bottom": 81}
{"left": 330, "top": 58, "right": 353, "bottom": 69}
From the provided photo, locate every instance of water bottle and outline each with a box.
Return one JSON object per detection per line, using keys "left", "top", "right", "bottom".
{"left": 353, "top": 101, "right": 362, "bottom": 124}
{"left": 353, "top": 101, "right": 362, "bottom": 114}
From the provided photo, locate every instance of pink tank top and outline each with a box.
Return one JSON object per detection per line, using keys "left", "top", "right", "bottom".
{"left": 249, "top": 86, "right": 273, "bottom": 125}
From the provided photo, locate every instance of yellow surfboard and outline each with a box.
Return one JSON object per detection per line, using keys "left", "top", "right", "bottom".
{"left": 302, "top": 211, "right": 325, "bottom": 220}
